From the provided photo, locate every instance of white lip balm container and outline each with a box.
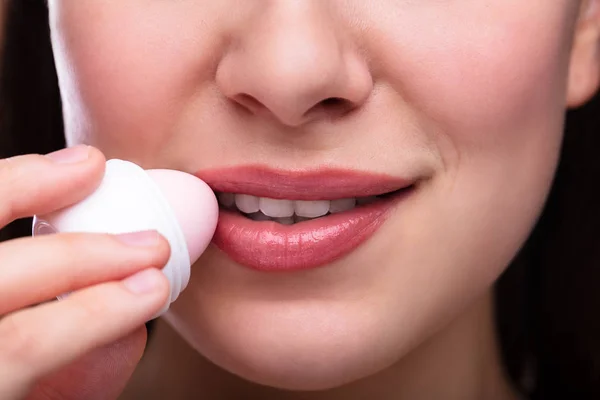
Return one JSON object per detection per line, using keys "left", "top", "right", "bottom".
{"left": 32, "top": 159, "right": 218, "bottom": 315}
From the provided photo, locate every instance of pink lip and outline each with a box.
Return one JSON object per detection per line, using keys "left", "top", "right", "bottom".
{"left": 196, "top": 166, "right": 415, "bottom": 271}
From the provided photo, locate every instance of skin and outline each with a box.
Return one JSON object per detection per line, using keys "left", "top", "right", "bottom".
{"left": 31, "top": 0, "right": 600, "bottom": 399}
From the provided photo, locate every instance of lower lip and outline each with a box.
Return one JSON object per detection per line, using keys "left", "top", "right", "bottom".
{"left": 212, "top": 190, "right": 410, "bottom": 271}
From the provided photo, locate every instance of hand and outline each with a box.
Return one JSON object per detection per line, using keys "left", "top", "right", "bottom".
{"left": 0, "top": 146, "right": 171, "bottom": 400}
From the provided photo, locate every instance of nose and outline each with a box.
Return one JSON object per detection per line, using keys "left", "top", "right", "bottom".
{"left": 216, "top": 2, "right": 373, "bottom": 127}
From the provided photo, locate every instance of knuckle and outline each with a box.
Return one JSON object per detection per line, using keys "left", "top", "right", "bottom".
{"left": 0, "top": 157, "right": 28, "bottom": 191}
{"left": 0, "top": 156, "right": 42, "bottom": 221}
{"left": 0, "top": 313, "right": 47, "bottom": 367}
{"left": 56, "top": 234, "right": 115, "bottom": 267}
{"left": 69, "top": 294, "right": 111, "bottom": 323}
{"left": 54, "top": 233, "right": 84, "bottom": 252}
{"left": 0, "top": 158, "right": 25, "bottom": 218}
{"left": 53, "top": 234, "right": 98, "bottom": 260}
{"left": 0, "top": 156, "right": 23, "bottom": 179}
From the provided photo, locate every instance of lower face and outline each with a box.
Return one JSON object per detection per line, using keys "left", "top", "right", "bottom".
{"left": 49, "top": 0, "right": 578, "bottom": 390}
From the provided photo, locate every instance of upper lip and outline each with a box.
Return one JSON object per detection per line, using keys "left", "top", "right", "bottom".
{"left": 195, "top": 165, "right": 416, "bottom": 200}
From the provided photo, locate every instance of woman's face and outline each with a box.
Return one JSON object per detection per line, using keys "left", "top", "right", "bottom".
{"left": 48, "top": 0, "right": 598, "bottom": 390}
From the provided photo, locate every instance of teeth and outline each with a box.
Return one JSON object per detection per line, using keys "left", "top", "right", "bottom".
{"left": 259, "top": 197, "right": 295, "bottom": 218}
{"left": 329, "top": 198, "right": 357, "bottom": 213}
{"left": 235, "top": 194, "right": 260, "bottom": 213}
{"left": 219, "top": 192, "right": 373, "bottom": 221}
{"left": 294, "top": 200, "right": 330, "bottom": 218}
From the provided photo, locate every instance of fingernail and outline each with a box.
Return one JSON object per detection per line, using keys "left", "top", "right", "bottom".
{"left": 45, "top": 145, "right": 90, "bottom": 164}
{"left": 115, "top": 230, "right": 160, "bottom": 247}
{"left": 123, "top": 269, "right": 163, "bottom": 295}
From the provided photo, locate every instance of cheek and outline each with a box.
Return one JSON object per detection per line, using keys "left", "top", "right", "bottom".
{"left": 366, "top": 2, "right": 574, "bottom": 141}
{"left": 50, "top": 2, "right": 223, "bottom": 158}
{"left": 352, "top": 2, "right": 576, "bottom": 310}
{"left": 411, "top": 21, "right": 570, "bottom": 149}
{"left": 367, "top": 2, "right": 574, "bottom": 228}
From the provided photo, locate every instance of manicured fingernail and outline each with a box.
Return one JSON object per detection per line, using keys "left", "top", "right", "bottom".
{"left": 122, "top": 269, "right": 163, "bottom": 295}
{"left": 115, "top": 230, "right": 160, "bottom": 247}
{"left": 45, "top": 145, "right": 90, "bottom": 164}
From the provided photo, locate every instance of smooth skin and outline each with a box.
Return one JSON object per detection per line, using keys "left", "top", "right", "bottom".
{"left": 1, "top": 1, "right": 600, "bottom": 399}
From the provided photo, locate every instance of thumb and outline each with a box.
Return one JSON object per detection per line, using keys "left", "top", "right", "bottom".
{"left": 27, "top": 327, "right": 148, "bottom": 400}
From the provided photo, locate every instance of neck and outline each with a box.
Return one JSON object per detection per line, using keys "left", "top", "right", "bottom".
{"left": 123, "top": 290, "right": 521, "bottom": 400}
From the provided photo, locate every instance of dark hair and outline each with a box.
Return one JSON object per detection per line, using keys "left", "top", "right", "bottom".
{"left": 2, "top": 1, "right": 599, "bottom": 398}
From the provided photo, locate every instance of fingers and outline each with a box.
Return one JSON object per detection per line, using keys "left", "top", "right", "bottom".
{"left": 29, "top": 327, "right": 147, "bottom": 400}
{"left": 0, "top": 269, "right": 169, "bottom": 397}
{"left": 0, "top": 231, "right": 171, "bottom": 315}
{"left": 0, "top": 146, "right": 106, "bottom": 228}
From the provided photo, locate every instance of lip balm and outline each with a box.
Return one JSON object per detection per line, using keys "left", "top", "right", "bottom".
{"left": 32, "top": 159, "right": 219, "bottom": 315}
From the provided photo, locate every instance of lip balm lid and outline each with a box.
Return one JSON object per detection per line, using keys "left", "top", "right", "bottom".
{"left": 144, "top": 169, "right": 218, "bottom": 266}
{"left": 32, "top": 159, "right": 210, "bottom": 315}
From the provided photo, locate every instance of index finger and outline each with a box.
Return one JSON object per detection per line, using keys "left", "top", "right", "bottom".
{"left": 0, "top": 146, "right": 105, "bottom": 228}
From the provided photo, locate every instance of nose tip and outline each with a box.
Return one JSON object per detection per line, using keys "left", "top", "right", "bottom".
{"left": 215, "top": 8, "right": 373, "bottom": 127}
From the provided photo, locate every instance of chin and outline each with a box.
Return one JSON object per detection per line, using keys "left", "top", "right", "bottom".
{"left": 165, "top": 296, "right": 404, "bottom": 391}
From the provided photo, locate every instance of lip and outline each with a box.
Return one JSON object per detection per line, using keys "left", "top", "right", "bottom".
{"left": 196, "top": 166, "right": 413, "bottom": 200}
{"left": 196, "top": 166, "right": 415, "bottom": 271}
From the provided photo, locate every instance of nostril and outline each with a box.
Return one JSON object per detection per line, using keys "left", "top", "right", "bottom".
{"left": 233, "top": 93, "right": 265, "bottom": 114}
{"left": 321, "top": 97, "right": 345, "bottom": 107}
{"left": 309, "top": 97, "right": 355, "bottom": 120}
{"left": 231, "top": 93, "right": 356, "bottom": 125}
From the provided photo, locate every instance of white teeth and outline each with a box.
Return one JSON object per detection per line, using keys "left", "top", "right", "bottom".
{"left": 329, "top": 198, "right": 357, "bottom": 213}
{"left": 235, "top": 194, "right": 260, "bottom": 213}
{"left": 259, "top": 197, "right": 295, "bottom": 218}
{"left": 219, "top": 192, "right": 373, "bottom": 220}
{"left": 217, "top": 192, "right": 235, "bottom": 208}
{"left": 294, "top": 200, "right": 330, "bottom": 218}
